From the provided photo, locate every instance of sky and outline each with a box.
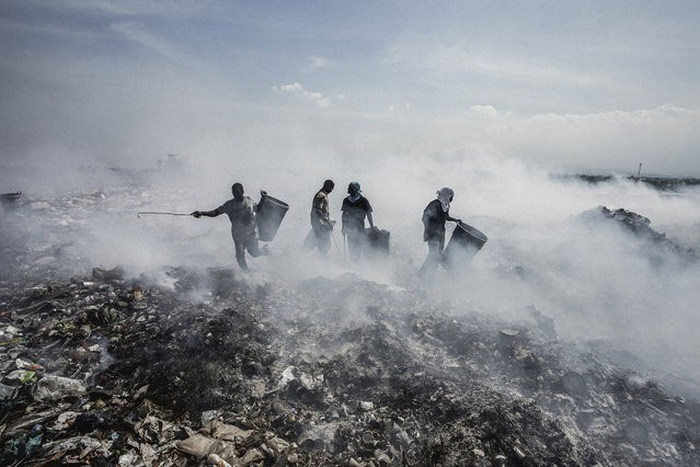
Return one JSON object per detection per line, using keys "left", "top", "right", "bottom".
{"left": 1, "top": 0, "right": 700, "bottom": 175}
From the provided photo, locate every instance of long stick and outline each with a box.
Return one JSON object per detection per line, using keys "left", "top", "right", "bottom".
{"left": 331, "top": 230, "right": 341, "bottom": 257}
{"left": 137, "top": 211, "right": 191, "bottom": 218}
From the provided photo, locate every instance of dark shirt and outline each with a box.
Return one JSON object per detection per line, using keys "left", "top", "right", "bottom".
{"left": 215, "top": 196, "right": 257, "bottom": 240}
{"left": 422, "top": 199, "right": 449, "bottom": 241}
{"left": 342, "top": 196, "right": 372, "bottom": 233}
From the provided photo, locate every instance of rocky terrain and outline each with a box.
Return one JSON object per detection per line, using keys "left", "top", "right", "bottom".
{"left": 1, "top": 185, "right": 699, "bottom": 466}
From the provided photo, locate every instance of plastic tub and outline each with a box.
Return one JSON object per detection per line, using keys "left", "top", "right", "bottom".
{"left": 444, "top": 221, "right": 488, "bottom": 269}
{"left": 256, "top": 194, "right": 289, "bottom": 241}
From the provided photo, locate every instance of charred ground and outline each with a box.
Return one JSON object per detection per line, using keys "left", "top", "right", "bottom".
{"left": 1, "top": 185, "right": 699, "bottom": 466}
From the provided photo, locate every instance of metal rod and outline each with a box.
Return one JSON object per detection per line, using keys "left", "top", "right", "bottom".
{"left": 137, "top": 211, "right": 191, "bottom": 218}
{"left": 331, "top": 230, "right": 341, "bottom": 257}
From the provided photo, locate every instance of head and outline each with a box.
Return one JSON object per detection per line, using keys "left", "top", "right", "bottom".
{"left": 437, "top": 187, "right": 454, "bottom": 203}
{"left": 347, "top": 182, "right": 361, "bottom": 197}
{"left": 322, "top": 179, "right": 335, "bottom": 193}
{"left": 231, "top": 182, "right": 244, "bottom": 200}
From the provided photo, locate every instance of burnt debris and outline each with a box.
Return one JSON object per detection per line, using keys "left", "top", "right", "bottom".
{"left": 1, "top": 264, "right": 699, "bottom": 465}
{"left": 581, "top": 206, "right": 698, "bottom": 263}
{"left": 1, "top": 188, "right": 699, "bottom": 466}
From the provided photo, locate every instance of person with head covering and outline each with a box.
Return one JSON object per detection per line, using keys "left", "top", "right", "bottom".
{"left": 191, "top": 182, "right": 266, "bottom": 271}
{"left": 341, "top": 182, "right": 375, "bottom": 261}
{"left": 419, "top": 187, "right": 461, "bottom": 276}
{"left": 306, "top": 179, "right": 336, "bottom": 255}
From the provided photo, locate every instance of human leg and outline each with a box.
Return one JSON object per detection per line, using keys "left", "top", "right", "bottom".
{"left": 233, "top": 238, "right": 249, "bottom": 270}
{"left": 347, "top": 232, "right": 363, "bottom": 261}
{"left": 314, "top": 228, "right": 331, "bottom": 255}
{"left": 245, "top": 237, "right": 262, "bottom": 257}
{"left": 418, "top": 238, "right": 444, "bottom": 276}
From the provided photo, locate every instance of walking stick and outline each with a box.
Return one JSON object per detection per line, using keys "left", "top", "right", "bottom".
{"left": 137, "top": 211, "right": 191, "bottom": 218}
{"left": 331, "top": 230, "right": 342, "bottom": 257}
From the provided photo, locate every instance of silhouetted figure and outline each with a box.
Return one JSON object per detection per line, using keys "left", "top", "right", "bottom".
{"left": 419, "top": 187, "right": 461, "bottom": 276}
{"left": 341, "top": 182, "right": 375, "bottom": 261}
{"left": 191, "top": 183, "right": 265, "bottom": 271}
{"left": 306, "top": 179, "right": 335, "bottom": 255}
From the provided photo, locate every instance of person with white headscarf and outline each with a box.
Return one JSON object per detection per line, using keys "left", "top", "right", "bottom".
{"left": 419, "top": 187, "right": 461, "bottom": 275}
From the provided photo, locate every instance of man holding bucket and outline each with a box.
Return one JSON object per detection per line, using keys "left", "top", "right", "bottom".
{"left": 191, "top": 183, "right": 266, "bottom": 271}
{"left": 419, "top": 187, "right": 461, "bottom": 276}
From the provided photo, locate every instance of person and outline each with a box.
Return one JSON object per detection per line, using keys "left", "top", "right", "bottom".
{"left": 191, "top": 183, "right": 265, "bottom": 271}
{"left": 419, "top": 187, "right": 461, "bottom": 276}
{"left": 307, "top": 179, "right": 335, "bottom": 255}
{"left": 341, "top": 182, "right": 374, "bottom": 261}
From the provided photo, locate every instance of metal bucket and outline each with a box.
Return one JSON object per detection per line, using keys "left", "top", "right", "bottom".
{"left": 256, "top": 194, "right": 289, "bottom": 242}
{"left": 1, "top": 192, "right": 22, "bottom": 211}
{"left": 444, "top": 221, "right": 487, "bottom": 269}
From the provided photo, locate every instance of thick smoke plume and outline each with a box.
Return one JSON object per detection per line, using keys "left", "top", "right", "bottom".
{"left": 2, "top": 147, "right": 699, "bottom": 397}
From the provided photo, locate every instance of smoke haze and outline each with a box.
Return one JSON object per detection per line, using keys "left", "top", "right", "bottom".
{"left": 3, "top": 148, "right": 700, "bottom": 396}
{"left": 2, "top": 0, "right": 700, "bottom": 399}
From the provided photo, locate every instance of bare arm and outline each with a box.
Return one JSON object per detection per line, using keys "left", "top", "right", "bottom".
{"left": 367, "top": 212, "right": 375, "bottom": 229}
{"left": 191, "top": 209, "right": 222, "bottom": 218}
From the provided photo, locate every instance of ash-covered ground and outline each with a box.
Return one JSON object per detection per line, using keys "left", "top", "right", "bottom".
{"left": 2, "top": 173, "right": 700, "bottom": 466}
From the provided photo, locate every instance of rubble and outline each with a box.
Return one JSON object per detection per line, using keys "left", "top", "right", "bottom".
{"left": 582, "top": 206, "right": 699, "bottom": 263}
{"left": 1, "top": 187, "right": 699, "bottom": 465}
{"left": 33, "top": 375, "right": 86, "bottom": 401}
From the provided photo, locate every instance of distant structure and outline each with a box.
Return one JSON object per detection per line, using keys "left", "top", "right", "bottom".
{"left": 157, "top": 154, "right": 186, "bottom": 172}
{"left": 636, "top": 162, "right": 642, "bottom": 180}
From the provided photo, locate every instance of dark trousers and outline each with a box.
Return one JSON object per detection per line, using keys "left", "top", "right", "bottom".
{"left": 313, "top": 227, "right": 331, "bottom": 255}
{"left": 346, "top": 230, "right": 365, "bottom": 261}
{"left": 233, "top": 236, "right": 261, "bottom": 270}
{"left": 419, "top": 237, "right": 445, "bottom": 276}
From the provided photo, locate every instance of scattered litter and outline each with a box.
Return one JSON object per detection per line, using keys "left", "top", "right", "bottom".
{"left": 0, "top": 188, "right": 698, "bottom": 465}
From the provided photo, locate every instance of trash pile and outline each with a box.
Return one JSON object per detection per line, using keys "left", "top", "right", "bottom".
{"left": 581, "top": 206, "right": 698, "bottom": 264}
{"left": 1, "top": 188, "right": 699, "bottom": 465}
{"left": 1, "top": 262, "right": 699, "bottom": 465}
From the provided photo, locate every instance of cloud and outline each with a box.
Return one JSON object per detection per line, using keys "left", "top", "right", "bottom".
{"left": 502, "top": 105, "right": 700, "bottom": 175}
{"left": 0, "top": 17, "right": 98, "bottom": 39}
{"left": 273, "top": 82, "right": 331, "bottom": 108}
{"left": 110, "top": 21, "right": 186, "bottom": 63}
{"left": 471, "top": 105, "right": 498, "bottom": 116}
{"left": 277, "top": 83, "right": 303, "bottom": 92}
{"left": 20, "top": 0, "right": 202, "bottom": 17}
{"left": 309, "top": 55, "right": 331, "bottom": 69}
{"left": 387, "top": 41, "right": 608, "bottom": 90}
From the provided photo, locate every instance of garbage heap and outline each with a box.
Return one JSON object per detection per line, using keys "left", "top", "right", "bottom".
{"left": 1, "top": 263, "right": 699, "bottom": 466}
{"left": 583, "top": 206, "right": 698, "bottom": 263}
{"left": 1, "top": 188, "right": 699, "bottom": 466}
